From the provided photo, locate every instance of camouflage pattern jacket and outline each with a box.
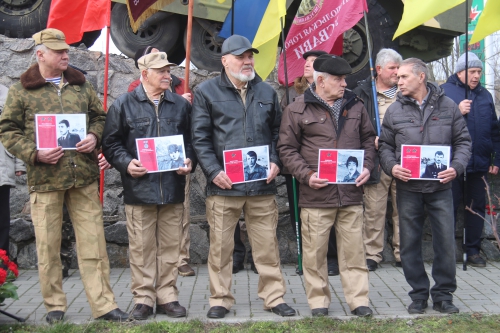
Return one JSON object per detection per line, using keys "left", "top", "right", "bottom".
{"left": 0, "top": 64, "right": 106, "bottom": 192}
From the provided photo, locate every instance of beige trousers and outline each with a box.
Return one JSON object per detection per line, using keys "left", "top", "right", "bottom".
{"left": 205, "top": 195, "right": 286, "bottom": 309}
{"left": 363, "top": 170, "right": 400, "bottom": 262}
{"left": 125, "top": 203, "right": 184, "bottom": 306}
{"left": 301, "top": 206, "right": 369, "bottom": 311}
{"left": 178, "top": 174, "right": 191, "bottom": 267}
{"left": 30, "top": 182, "right": 117, "bottom": 318}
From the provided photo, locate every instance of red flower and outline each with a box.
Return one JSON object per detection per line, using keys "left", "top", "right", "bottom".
{"left": 0, "top": 268, "right": 7, "bottom": 285}
{"left": 0, "top": 249, "right": 6, "bottom": 256}
{"left": 0, "top": 254, "right": 9, "bottom": 265}
{"left": 7, "top": 261, "right": 18, "bottom": 277}
{"left": 486, "top": 205, "right": 497, "bottom": 215}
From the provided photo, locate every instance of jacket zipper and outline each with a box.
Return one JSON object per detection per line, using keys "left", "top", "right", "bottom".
{"left": 155, "top": 100, "right": 164, "bottom": 203}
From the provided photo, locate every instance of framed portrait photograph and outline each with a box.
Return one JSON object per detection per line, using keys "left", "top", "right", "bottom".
{"left": 35, "top": 114, "right": 86, "bottom": 150}
{"left": 318, "top": 149, "right": 364, "bottom": 184}
{"left": 223, "top": 145, "right": 270, "bottom": 184}
{"left": 136, "top": 134, "right": 186, "bottom": 173}
{"left": 401, "top": 145, "right": 451, "bottom": 180}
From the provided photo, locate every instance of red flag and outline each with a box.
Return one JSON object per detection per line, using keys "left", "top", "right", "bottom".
{"left": 278, "top": 0, "right": 368, "bottom": 86}
{"left": 126, "top": 0, "right": 175, "bottom": 33}
{"left": 47, "top": 0, "right": 109, "bottom": 45}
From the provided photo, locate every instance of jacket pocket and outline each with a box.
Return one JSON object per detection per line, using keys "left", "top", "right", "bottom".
{"left": 127, "top": 117, "right": 152, "bottom": 136}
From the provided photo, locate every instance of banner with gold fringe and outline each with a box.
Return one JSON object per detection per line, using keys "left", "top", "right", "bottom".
{"left": 126, "top": 0, "right": 176, "bottom": 33}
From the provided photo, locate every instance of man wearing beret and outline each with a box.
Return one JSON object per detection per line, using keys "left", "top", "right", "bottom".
{"left": 441, "top": 52, "right": 500, "bottom": 268}
{"left": 278, "top": 54, "right": 376, "bottom": 317}
{"left": 103, "top": 52, "right": 196, "bottom": 320}
{"left": 379, "top": 58, "right": 471, "bottom": 314}
{"left": 0, "top": 28, "right": 128, "bottom": 323}
{"left": 280, "top": 49, "right": 340, "bottom": 277}
{"left": 192, "top": 34, "right": 295, "bottom": 319}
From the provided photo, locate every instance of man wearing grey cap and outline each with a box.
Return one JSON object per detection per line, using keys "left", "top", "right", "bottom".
{"left": 0, "top": 28, "right": 128, "bottom": 323}
{"left": 192, "top": 34, "right": 295, "bottom": 319}
{"left": 103, "top": 52, "right": 196, "bottom": 320}
{"left": 277, "top": 54, "right": 376, "bottom": 317}
{"left": 441, "top": 52, "right": 500, "bottom": 268}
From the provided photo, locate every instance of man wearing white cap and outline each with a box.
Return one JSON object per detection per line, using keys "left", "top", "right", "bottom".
{"left": 0, "top": 28, "right": 129, "bottom": 323}
{"left": 103, "top": 51, "right": 196, "bottom": 320}
{"left": 442, "top": 52, "right": 500, "bottom": 268}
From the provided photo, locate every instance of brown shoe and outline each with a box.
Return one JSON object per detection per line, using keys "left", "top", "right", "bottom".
{"left": 178, "top": 264, "right": 195, "bottom": 276}
{"left": 131, "top": 304, "right": 153, "bottom": 320}
{"left": 156, "top": 301, "right": 186, "bottom": 318}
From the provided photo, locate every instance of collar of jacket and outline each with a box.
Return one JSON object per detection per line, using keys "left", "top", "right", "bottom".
{"left": 219, "top": 67, "right": 263, "bottom": 89}
{"left": 171, "top": 74, "right": 181, "bottom": 89}
{"left": 20, "top": 64, "right": 85, "bottom": 90}
{"left": 446, "top": 73, "right": 483, "bottom": 93}
{"left": 396, "top": 81, "right": 444, "bottom": 107}
{"left": 134, "top": 83, "right": 176, "bottom": 104}
{"left": 304, "top": 87, "right": 359, "bottom": 111}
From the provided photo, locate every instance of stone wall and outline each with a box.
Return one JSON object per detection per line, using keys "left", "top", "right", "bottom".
{"left": 3, "top": 35, "right": 500, "bottom": 268}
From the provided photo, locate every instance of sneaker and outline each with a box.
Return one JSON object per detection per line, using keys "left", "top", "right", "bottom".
{"left": 366, "top": 259, "right": 378, "bottom": 271}
{"left": 467, "top": 254, "right": 486, "bottom": 267}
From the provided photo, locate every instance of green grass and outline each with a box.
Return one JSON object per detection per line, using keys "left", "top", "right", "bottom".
{"left": 1, "top": 314, "right": 500, "bottom": 333}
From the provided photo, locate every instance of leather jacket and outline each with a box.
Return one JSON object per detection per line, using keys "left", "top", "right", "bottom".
{"left": 102, "top": 84, "right": 196, "bottom": 205}
{"left": 191, "top": 69, "right": 282, "bottom": 197}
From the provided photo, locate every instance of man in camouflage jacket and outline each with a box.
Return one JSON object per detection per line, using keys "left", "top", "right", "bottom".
{"left": 0, "top": 28, "right": 128, "bottom": 323}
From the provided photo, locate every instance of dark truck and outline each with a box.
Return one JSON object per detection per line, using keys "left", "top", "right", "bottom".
{"left": 0, "top": 0, "right": 465, "bottom": 86}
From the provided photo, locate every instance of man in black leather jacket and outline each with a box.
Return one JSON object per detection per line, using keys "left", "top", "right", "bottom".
{"left": 102, "top": 52, "right": 196, "bottom": 320}
{"left": 192, "top": 35, "right": 295, "bottom": 319}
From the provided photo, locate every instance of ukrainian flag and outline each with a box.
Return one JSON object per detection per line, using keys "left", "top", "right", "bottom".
{"left": 219, "top": 0, "right": 286, "bottom": 80}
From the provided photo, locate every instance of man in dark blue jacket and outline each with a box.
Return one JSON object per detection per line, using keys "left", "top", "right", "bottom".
{"left": 441, "top": 52, "right": 500, "bottom": 267}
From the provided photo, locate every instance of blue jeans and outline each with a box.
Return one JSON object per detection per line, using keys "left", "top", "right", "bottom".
{"left": 397, "top": 188, "right": 456, "bottom": 302}
{"left": 452, "top": 171, "right": 487, "bottom": 256}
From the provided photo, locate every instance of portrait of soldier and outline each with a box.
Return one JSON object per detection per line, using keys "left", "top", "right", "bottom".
{"left": 421, "top": 150, "right": 447, "bottom": 179}
{"left": 57, "top": 119, "right": 81, "bottom": 148}
{"left": 243, "top": 150, "right": 267, "bottom": 181}
{"left": 342, "top": 156, "right": 361, "bottom": 183}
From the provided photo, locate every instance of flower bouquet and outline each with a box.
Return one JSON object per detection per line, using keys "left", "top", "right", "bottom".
{"left": 0, "top": 249, "right": 19, "bottom": 304}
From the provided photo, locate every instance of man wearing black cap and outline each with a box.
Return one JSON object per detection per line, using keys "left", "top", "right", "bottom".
{"left": 280, "top": 50, "right": 340, "bottom": 277}
{"left": 278, "top": 54, "right": 376, "bottom": 317}
{"left": 192, "top": 34, "right": 295, "bottom": 319}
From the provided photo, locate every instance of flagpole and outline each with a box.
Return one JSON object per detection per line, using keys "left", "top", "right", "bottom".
{"left": 231, "top": 0, "right": 235, "bottom": 35}
{"left": 183, "top": 0, "right": 194, "bottom": 92}
{"left": 363, "top": 8, "right": 380, "bottom": 136}
{"left": 463, "top": 0, "right": 469, "bottom": 272}
{"left": 99, "top": 1, "right": 112, "bottom": 205}
{"left": 280, "top": 16, "right": 302, "bottom": 275}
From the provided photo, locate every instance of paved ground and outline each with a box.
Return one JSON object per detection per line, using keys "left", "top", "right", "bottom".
{"left": 1, "top": 262, "right": 500, "bottom": 325}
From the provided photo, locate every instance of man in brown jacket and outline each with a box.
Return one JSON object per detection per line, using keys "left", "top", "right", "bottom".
{"left": 277, "top": 54, "right": 376, "bottom": 317}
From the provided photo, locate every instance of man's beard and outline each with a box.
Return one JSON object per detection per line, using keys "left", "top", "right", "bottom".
{"left": 230, "top": 66, "right": 255, "bottom": 82}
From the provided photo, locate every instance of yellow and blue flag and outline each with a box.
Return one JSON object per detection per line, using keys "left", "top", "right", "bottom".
{"left": 219, "top": 0, "right": 286, "bottom": 80}
{"left": 470, "top": 0, "right": 500, "bottom": 44}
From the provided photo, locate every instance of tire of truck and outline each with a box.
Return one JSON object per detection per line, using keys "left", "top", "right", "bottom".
{"left": 0, "top": 0, "right": 51, "bottom": 38}
{"left": 185, "top": 19, "right": 223, "bottom": 72}
{"left": 110, "top": 3, "right": 180, "bottom": 58}
{"left": 343, "top": 0, "right": 398, "bottom": 88}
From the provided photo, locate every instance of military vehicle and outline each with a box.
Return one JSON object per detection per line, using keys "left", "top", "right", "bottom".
{"left": 0, "top": 0, "right": 466, "bottom": 86}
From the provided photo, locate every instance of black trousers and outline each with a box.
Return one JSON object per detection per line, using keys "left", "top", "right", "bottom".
{"left": 0, "top": 185, "right": 11, "bottom": 255}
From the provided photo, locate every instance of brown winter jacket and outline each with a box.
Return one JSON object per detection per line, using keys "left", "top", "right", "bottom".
{"left": 277, "top": 88, "right": 377, "bottom": 208}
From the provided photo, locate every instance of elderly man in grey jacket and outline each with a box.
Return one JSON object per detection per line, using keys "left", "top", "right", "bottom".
{"left": 379, "top": 58, "right": 471, "bottom": 315}
{"left": 0, "top": 84, "right": 26, "bottom": 255}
